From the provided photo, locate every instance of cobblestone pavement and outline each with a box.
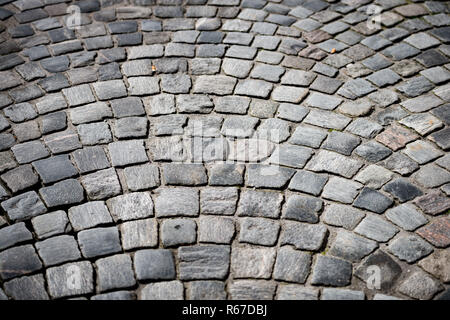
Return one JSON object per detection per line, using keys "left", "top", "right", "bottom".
{"left": 0, "top": 0, "right": 449, "bottom": 301}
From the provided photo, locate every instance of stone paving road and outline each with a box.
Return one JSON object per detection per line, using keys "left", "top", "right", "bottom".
{"left": 0, "top": 0, "right": 449, "bottom": 301}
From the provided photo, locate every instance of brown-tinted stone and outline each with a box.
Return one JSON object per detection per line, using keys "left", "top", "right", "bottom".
{"left": 299, "top": 46, "right": 327, "bottom": 61}
{"left": 414, "top": 191, "right": 450, "bottom": 216}
{"left": 417, "top": 217, "right": 450, "bottom": 248}
{"left": 303, "top": 30, "right": 331, "bottom": 44}
{"left": 394, "top": 4, "right": 428, "bottom": 17}
{"left": 376, "top": 124, "right": 419, "bottom": 151}
{"left": 419, "top": 250, "right": 450, "bottom": 283}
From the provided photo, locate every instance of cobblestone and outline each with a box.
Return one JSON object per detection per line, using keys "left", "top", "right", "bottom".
{"left": 0, "top": 0, "right": 448, "bottom": 301}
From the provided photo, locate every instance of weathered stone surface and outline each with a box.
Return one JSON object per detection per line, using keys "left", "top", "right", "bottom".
{"left": 354, "top": 215, "right": 398, "bottom": 242}
{"left": 82, "top": 168, "right": 122, "bottom": 200}
{"left": 311, "top": 255, "right": 352, "bottom": 287}
{"left": 322, "top": 204, "right": 365, "bottom": 230}
{"left": 229, "top": 280, "right": 276, "bottom": 300}
{"left": 162, "top": 219, "right": 197, "bottom": 247}
{"left": 154, "top": 188, "right": 199, "bottom": 217}
{"left": 140, "top": 281, "right": 184, "bottom": 300}
{"left": 187, "top": 281, "right": 226, "bottom": 300}
{"left": 1, "top": 0, "right": 449, "bottom": 301}
{"left": 282, "top": 194, "right": 322, "bottom": 223}
{"left": 200, "top": 187, "right": 237, "bottom": 215}
{"left": 0, "top": 245, "right": 42, "bottom": 280}
{"left": 120, "top": 218, "right": 158, "bottom": 250}
{"left": 46, "top": 262, "right": 93, "bottom": 298}
{"left": 199, "top": 216, "right": 235, "bottom": 244}
{"left": 134, "top": 249, "right": 176, "bottom": 280}
{"left": 78, "top": 227, "right": 121, "bottom": 258}
{"left": 385, "top": 204, "right": 428, "bottom": 231}
{"left": 322, "top": 289, "right": 365, "bottom": 300}
{"left": 322, "top": 177, "right": 362, "bottom": 204}
{"left": 32, "top": 155, "right": 78, "bottom": 184}
{"left": 0, "top": 222, "right": 32, "bottom": 251}
{"left": 353, "top": 188, "right": 393, "bottom": 214}
{"left": 208, "top": 163, "right": 244, "bottom": 186}
{"left": 238, "top": 217, "right": 279, "bottom": 246}
{"left": 289, "top": 125, "right": 327, "bottom": 148}
{"left": 162, "top": 163, "right": 207, "bottom": 186}
{"left": 108, "top": 140, "right": 148, "bottom": 167}
{"left": 231, "top": 247, "right": 276, "bottom": 279}
{"left": 124, "top": 164, "right": 160, "bottom": 191}
{"left": 96, "top": 254, "right": 136, "bottom": 292}
{"left": 329, "top": 230, "right": 378, "bottom": 262}
{"left": 1, "top": 191, "right": 47, "bottom": 221}
{"left": 70, "top": 102, "right": 112, "bottom": 125}
{"left": 398, "top": 270, "right": 443, "bottom": 300}
{"left": 273, "top": 246, "right": 311, "bottom": 283}
{"left": 237, "top": 190, "right": 283, "bottom": 218}
{"left": 306, "top": 150, "right": 363, "bottom": 178}
{"left": 414, "top": 191, "right": 450, "bottom": 216}
{"left": 1, "top": 164, "right": 38, "bottom": 193}
{"left": 354, "top": 165, "right": 393, "bottom": 189}
{"left": 178, "top": 245, "right": 230, "bottom": 280}
{"left": 383, "top": 179, "right": 423, "bottom": 202}
{"left": 72, "top": 146, "right": 110, "bottom": 174}
{"left": 281, "top": 221, "right": 327, "bottom": 251}
{"left": 418, "top": 250, "right": 450, "bottom": 283}
{"left": 388, "top": 235, "right": 434, "bottom": 263}
{"left": 417, "top": 217, "right": 450, "bottom": 248}
{"left": 44, "top": 129, "right": 81, "bottom": 154}
{"left": 247, "top": 164, "right": 295, "bottom": 189}
{"left": 68, "top": 201, "right": 113, "bottom": 231}
{"left": 32, "top": 211, "right": 70, "bottom": 240}
{"left": 36, "top": 235, "right": 81, "bottom": 266}
{"left": 355, "top": 250, "right": 402, "bottom": 291}
{"left": 4, "top": 274, "right": 49, "bottom": 300}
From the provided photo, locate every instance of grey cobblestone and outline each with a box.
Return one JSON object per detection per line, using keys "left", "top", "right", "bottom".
{"left": 0, "top": 0, "right": 448, "bottom": 301}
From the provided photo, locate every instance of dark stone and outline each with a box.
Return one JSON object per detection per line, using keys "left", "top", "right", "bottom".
{"left": 354, "top": 188, "right": 393, "bottom": 214}
{"left": 354, "top": 250, "right": 402, "bottom": 291}
{"left": 383, "top": 179, "right": 423, "bottom": 202}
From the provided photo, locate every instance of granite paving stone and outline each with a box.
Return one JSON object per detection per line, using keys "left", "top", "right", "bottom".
{"left": 134, "top": 249, "right": 176, "bottom": 281}
{"left": 329, "top": 230, "right": 378, "bottom": 262}
{"left": 354, "top": 215, "right": 398, "bottom": 242}
{"left": 78, "top": 227, "right": 122, "bottom": 258}
{"left": 0, "top": 0, "right": 448, "bottom": 301}
{"left": 388, "top": 235, "right": 434, "bottom": 263}
{"left": 81, "top": 168, "right": 122, "bottom": 200}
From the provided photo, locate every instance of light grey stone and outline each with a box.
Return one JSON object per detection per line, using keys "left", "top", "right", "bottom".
{"left": 178, "top": 245, "right": 230, "bottom": 280}
{"left": 46, "top": 262, "right": 93, "bottom": 298}
{"left": 237, "top": 190, "right": 283, "bottom": 218}
{"left": 239, "top": 217, "right": 280, "bottom": 246}
{"left": 154, "top": 188, "right": 199, "bottom": 217}
{"left": 134, "top": 249, "right": 176, "bottom": 280}
{"left": 200, "top": 187, "right": 238, "bottom": 215}
{"left": 386, "top": 204, "right": 428, "bottom": 231}
{"left": 78, "top": 227, "right": 122, "bottom": 258}
{"left": 322, "top": 203, "right": 365, "bottom": 230}
{"left": 281, "top": 221, "right": 328, "bottom": 251}
{"left": 120, "top": 219, "right": 158, "bottom": 250}
{"left": 96, "top": 254, "right": 136, "bottom": 292}
{"left": 36, "top": 235, "right": 81, "bottom": 266}
{"left": 68, "top": 201, "right": 113, "bottom": 231}
{"left": 31, "top": 211, "right": 70, "bottom": 240}
{"left": 354, "top": 215, "right": 399, "bottom": 242}
{"left": 231, "top": 247, "right": 276, "bottom": 279}
{"left": 82, "top": 168, "right": 122, "bottom": 200}
{"left": 199, "top": 216, "right": 235, "bottom": 244}
{"left": 161, "top": 218, "right": 197, "bottom": 247}
{"left": 140, "top": 281, "right": 183, "bottom": 300}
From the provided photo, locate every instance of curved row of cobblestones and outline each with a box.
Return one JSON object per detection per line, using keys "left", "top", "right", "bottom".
{"left": 0, "top": 0, "right": 449, "bottom": 300}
